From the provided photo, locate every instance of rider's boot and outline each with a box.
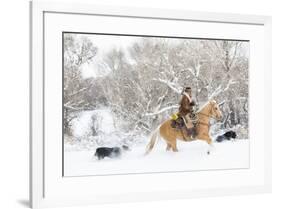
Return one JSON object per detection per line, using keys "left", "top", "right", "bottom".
{"left": 183, "top": 115, "right": 195, "bottom": 139}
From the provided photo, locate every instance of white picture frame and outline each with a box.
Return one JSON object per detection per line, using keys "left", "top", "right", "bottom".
{"left": 30, "top": 1, "right": 272, "bottom": 208}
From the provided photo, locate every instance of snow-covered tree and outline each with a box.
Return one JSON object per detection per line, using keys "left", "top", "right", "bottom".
{"left": 63, "top": 34, "right": 97, "bottom": 136}
{"left": 63, "top": 34, "right": 249, "bottom": 146}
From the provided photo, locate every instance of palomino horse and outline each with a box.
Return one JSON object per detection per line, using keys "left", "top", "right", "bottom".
{"left": 145, "top": 99, "right": 223, "bottom": 155}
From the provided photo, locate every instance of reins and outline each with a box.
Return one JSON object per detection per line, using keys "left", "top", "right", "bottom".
{"left": 195, "top": 103, "right": 216, "bottom": 128}
{"left": 197, "top": 112, "right": 216, "bottom": 120}
{"left": 196, "top": 121, "right": 210, "bottom": 127}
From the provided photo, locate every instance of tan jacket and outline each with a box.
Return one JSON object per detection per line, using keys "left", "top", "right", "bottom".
{"left": 179, "top": 93, "right": 195, "bottom": 116}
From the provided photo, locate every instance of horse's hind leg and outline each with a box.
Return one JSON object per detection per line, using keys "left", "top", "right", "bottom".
{"left": 166, "top": 143, "right": 172, "bottom": 151}
{"left": 170, "top": 140, "right": 178, "bottom": 152}
{"left": 159, "top": 124, "right": 178, "bottom": 152}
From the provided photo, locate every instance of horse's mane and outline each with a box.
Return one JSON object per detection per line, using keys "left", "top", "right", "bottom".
{"left": 197, "top": 99, "right": 216, "bottom": 113}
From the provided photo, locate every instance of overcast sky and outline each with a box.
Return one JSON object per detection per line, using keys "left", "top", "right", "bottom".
{"left": 71, "top": 33, "right": 249, "bottom": 78}
{"left": 75, "top": 34, "right": 139, "bottom": 78}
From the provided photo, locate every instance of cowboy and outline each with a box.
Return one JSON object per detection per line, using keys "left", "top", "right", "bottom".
{"left": 178, "top": 87, "right": 196, "bottom": 138}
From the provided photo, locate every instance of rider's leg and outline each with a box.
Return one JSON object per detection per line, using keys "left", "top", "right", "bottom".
{"left": 184, "top": 114, "right": 193, "bottom": 128}
{"left": 182, "top": 115, "right": 196, "bottom": 139}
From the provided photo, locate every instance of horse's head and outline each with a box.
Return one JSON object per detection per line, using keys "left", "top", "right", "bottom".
{"left": 209, "top": 100, "right": 223, "bottom": 121}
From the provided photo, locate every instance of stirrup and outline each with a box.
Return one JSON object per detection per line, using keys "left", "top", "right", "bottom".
{"left": 190, "top": 132, "right": 195, "bottom": 139}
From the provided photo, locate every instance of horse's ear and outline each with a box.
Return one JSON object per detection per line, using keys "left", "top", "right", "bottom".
{"left": 218, "top": 101, "right": 225, "bottom": 107}
{"left": 210, "top": 99, "right": 216, "bottom": 105}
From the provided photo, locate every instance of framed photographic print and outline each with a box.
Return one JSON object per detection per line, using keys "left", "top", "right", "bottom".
{"left": 30, "top": 1, "right": 272, "bottom": 208}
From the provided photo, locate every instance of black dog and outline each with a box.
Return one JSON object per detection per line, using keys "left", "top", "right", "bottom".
{"left": 94, "top": 145, "right": 129, "bottom": 160}
{"left": 216, "top": 131, "right": 237, "bottom": 142}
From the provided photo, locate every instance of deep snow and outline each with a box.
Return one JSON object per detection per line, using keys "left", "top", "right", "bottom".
{"left": 64, "top": 139, "right": 249, "bottom": 176}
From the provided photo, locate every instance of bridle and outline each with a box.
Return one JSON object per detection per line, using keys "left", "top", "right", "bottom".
{"left": 196, "top": 102, "right": 221, "bottom": 127}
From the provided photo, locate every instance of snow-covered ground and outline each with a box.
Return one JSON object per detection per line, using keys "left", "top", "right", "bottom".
{"left": 64, "top": 139, "right": 249, "bottom": 176}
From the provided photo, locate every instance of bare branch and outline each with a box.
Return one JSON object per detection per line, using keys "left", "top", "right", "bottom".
{"left": 152, "top": 78, "right": 182, "bottom": 94}
{"left": 208, "top": 79, "right": 237, "bottom": 99}
{"left": 145, "top": 105, "right": 179, "bottom": 116}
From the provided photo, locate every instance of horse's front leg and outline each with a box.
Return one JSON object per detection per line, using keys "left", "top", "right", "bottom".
{"left": 205, "top": 137, "right": 215, "bottom": 155}
{"left": 197, "top": 135, "right": 214, "bottom": 155}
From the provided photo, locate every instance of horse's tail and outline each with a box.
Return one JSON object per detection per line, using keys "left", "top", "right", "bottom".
{"left": 145, "top": 125, "right": 161, "bottom": 155}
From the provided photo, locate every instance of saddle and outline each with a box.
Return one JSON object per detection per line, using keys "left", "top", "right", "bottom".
{"left": 171, "top": 115, "right": 185, "bottom": 129}
{"left": 171, "top": 113, "right": 197, "bottom": 140}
